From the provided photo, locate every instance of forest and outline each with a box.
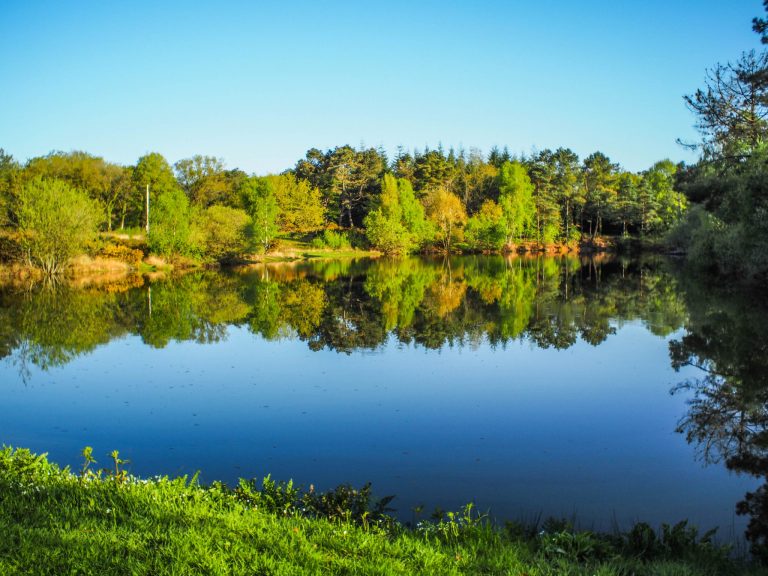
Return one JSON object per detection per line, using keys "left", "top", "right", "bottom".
{"left": 0, "top": 143, "right": 685, "bottom": 272}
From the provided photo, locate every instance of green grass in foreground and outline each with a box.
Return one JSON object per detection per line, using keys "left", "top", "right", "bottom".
{"left": 0, "top": 446, "right": 763, "bottom": 576}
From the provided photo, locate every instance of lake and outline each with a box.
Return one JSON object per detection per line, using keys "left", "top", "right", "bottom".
{"left": 1, "top": 255, "right": 764, "bottom": 542}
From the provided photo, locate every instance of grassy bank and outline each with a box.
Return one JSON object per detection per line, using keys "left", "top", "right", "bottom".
{"left": 0, "top": 447, "right": 762, "bottom": 576}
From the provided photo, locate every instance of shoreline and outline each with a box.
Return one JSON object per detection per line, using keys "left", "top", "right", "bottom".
{"left": 0, "top": 234, "right": 642, "bottom": 288}
{"left": 0, "top": 445, "right": 758, "bottom": 575}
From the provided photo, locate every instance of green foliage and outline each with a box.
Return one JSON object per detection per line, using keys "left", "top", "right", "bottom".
{"left": 417, "top": 503, "right": 489, "bottom": 545}
{"left": 240, "top": 176, "right": 280, "bottom": 252}
{"left": 666, "top": 205, "right": 722, "bottom": 265}
{"left": 538, "top": 528, "right": 614, "bottom": 563}
{"left": 134, "top": 152, "right": 178, "bottom": 197}
{"left": 364, "top": 174, "right": 408, "bottom": 253}
{"left": 365, "top": 175, "right": 433, "bottom": 254}
{"left": 148, "top": 188, "right": 196, "bottom": 258}
{"left": 3, "top": 144, "right": 694, "bottom": 264}
{"left": 364, "top": 209, "right": 408, "bottom": 253}
{"left": 497, "top": 161, "right": 535, "bottom": 243}
{"left": 413, "top": 148, "right": 457, "bottom": 192}
{"left": 684, "top": 50, "right": 768, "bottom": 159}
{"left": 23, "top": 151, "right": 133, "bottom": 231}
{"left": 671, "top": 145, "right": 768, "bottom": 280}
{"left": 267, "top": 173, "right": 325, "bottom": 232}
{"left": 294, "top": 145, "right": 386, "bottom": 227}
{"left": 464, "top": 200, "right": 506, "bottom": 251}
{"left": 108, "top": 449, "right": 129, "bottom": 484}
{"left": 623, "top": 521, "right": 727, "bottom": 563}
{"left": 0, "top": 148, "right": 20, "bottom": 228}
{"left": 16, "top": 177, "right": 102, "bottom": 274}
{"left": 80, "top": 446, "right": 97, "bottom": 480}
{"left": 582, "top": 151, "right": 618, "bottom": 237}
{"left": 134, "top": 153, "right": 180, "bottom": 230}
{"left": 527, "top": 150, "right": 563, "bottom": 244}
{"left": 0, "top": 446, "right": 752, "bottom": 576}
{"left": 397, "top": 177, "right": 434, "bottom": 247}
{"left": 236, "top": 476, "right": 395, "bottom": 529}
{"left": 640, "top": 160, "right": 686, "bottom": 234}
{"left": 194, "top": 204, "right": 251, "bottom": 263}
{"left": 424, "top": 187, "right": 467, "bottom": 252}
{"left": 676, "top": 11, "right": 768, "bottom": 282}
{"left": 312, "top": 229, "right": 352, "bottom": 250}
{"left": 174, "top": 155, "right": 234, "bottom": 208}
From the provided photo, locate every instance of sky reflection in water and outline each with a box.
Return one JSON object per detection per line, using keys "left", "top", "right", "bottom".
{"left": 0, "top": 256, "right": 759, "bottom": 538}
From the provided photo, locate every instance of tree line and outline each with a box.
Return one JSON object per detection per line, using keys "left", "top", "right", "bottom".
{"left": 0, "top": 143, "right": 686, "bottom": 273}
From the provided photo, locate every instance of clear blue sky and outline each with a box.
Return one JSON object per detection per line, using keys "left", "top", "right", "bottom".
{"left": 0, "top": 1, "right": 763, "bottom": 173}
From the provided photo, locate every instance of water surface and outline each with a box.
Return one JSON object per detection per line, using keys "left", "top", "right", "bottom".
{"left": 0, "top": 256, "right": 762, "bottom": 540}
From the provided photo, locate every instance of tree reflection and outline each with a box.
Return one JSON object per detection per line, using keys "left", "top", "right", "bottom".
{"left": 0, "top": 255, "right": 689, "bottom": 367}
{"left": 7, "top": 256, "right": 768, "bottom": 549}
{"left": 670, "top": 278, "right": 768, "bottom": 560}
{"left": 1, "top": 285, "right": 131, "bottom": 372}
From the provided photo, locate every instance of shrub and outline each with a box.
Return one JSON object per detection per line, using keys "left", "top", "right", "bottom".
{"left": 99, "top": 244, "right": 144, "bottom": 266}
{"left": 194, "top": 205, "right": 251, "bottom": 264}
{"left": 16, "top": 177, "right": 102, "bottom": 274}
{"left": 312, "top": 230, "right": 351, "bottom": 250}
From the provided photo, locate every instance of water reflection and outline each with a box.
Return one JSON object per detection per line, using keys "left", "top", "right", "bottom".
{"left": 670, "top": 276, "right": 768, "bottom": 558}
{"left": 3, "top": 255, "right": 765, "bottom": 544}
{"left": 0, "top": 255, "right": 688, "bottom": 367}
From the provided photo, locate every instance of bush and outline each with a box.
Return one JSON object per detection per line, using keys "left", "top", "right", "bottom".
{"left": 16, "top": 177, "right": 102, "bottom": 274}
{"left": 312, "top": 230, "right": 352, "bottom": 250}
{"left": 99, "top": 244, "right": 144, "bottom": 266}
{"left": 194, "top": 205, "right": 251, "bottom": 264}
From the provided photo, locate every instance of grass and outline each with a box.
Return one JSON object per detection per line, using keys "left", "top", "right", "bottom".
{"left": 266, "top": 233, "right": 379, "bottom": 261}
{"left": 0, "top": 446, "right": 763, "bottom": 576}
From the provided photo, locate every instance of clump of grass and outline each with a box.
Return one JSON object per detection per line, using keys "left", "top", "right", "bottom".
{"left": 0, "top": 446, "right": 761, "bottom": 576}
{"left": 310, "top": 229, "right": 352, "bottom": 250}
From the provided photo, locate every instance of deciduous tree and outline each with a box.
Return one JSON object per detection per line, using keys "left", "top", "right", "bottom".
{"left": 148, "top": 188, "right": 195, "bottom": 258}
{"left": 267, "top": 173, "right": 325, "bottom": 232}
{"left": 241, "top": 177, "right": 279, "bottom": 252}
{"left": 497, "top": 161, "right": 535, "bottom": 244}
{"left": 424, "top": 187, "right": 466, "bottom": 252}
{"left": 16, "top": 177, "right": 101, "bottom": 274}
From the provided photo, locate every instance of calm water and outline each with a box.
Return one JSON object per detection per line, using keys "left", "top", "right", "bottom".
{"left": 0, "top": 256, "right": 764, "bottom": 540}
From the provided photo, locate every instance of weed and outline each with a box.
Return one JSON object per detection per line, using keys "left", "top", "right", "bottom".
{"left": 80, "top": 446, "right": 97, "bottom": 481}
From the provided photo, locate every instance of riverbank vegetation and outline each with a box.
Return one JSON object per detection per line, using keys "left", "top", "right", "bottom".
{"left": 0, "top": 140, "right": 687, "bottom": 276}
{"left": 665, "top": 3, "right": 768, "bottom": 283}
{"left": 0, "top": 445, "right": 760, "bottom": 576}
